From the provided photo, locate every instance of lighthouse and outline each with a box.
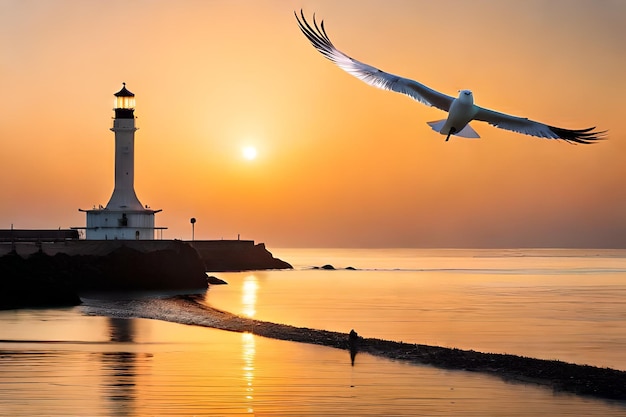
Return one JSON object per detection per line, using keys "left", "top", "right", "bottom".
{"left": 78, "top": 84, "right": 164, "bottom": 240}
{"left": 107, "top": 83, "right": 144, "bottom": 211}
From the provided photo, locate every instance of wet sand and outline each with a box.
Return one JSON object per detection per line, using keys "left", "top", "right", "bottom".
{"left": 85, "top": 294, "right": 626, "bottom": 401}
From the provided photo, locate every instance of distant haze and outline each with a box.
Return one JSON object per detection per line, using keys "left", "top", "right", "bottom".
{"left": 1, "top": 0, "right": 625, "bottom": 248}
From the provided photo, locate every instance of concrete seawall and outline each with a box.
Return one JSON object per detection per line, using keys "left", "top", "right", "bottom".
{"left": 0, "top": 239, "right": 292, "bottom": 272}
{"left": 1, "top": 239, "right": 190, "bottom": 257}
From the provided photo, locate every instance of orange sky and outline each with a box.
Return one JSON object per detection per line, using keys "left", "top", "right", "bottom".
{"left": 1, "top": 0, "right": 625, "bottom": 248}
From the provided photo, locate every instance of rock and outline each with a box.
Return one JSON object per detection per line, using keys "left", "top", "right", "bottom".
{"left": 0, "top": 238, "right": 291, "bottom": 310}
{"left": 0, "top": 240, "right": 209, "bottom": 305}
{"left": 0, "top": 251, "right": 81, "bottom": 310}
{"left": 207, "top": 275, "right": 228, "bottom": 285}
{"left": 321, "top": 264, "right": 335, "bottom": 270}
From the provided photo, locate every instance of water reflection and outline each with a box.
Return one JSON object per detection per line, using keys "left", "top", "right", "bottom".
{"left": 242, "top": 332, "right": 256, "bottom": 414}
{"left": 108, "top": 317, "right": 134, "bottom": 343}
{"left": 101, "top": 318, "right": 144, "bottom": 417}
{"left": 2, "top": 308, "right": 626, "bottom": 416}
{"left": 242, "top": 275, "right": 259, "bottom": 317}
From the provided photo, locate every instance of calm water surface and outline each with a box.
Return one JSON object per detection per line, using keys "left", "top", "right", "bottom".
{"left": 1, "top": 248, "right": 625, "bottom": 416}
{"left": 206, "top": 248, "right": 626, "bottom": 369}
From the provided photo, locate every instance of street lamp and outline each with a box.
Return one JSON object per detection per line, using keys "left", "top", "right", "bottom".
{"left": 190, "top": 217, "right": 196, "bottom": 241}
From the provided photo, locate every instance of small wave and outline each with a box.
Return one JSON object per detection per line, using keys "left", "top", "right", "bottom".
{"left": 81, "top": 296, "right": 235, "bottom": 329}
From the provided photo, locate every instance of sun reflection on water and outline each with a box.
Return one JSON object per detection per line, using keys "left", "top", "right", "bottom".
{"left": 242, "top": 275, "right": 259, "bottom": 317}
{"left": 241, "top": 332, "right": 256, "bottom": 414}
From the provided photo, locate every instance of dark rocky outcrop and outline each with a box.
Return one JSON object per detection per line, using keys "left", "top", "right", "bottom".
{"left": 73, "top": 242, "right": 208, "bottom": 291}
{"left": 189, "top": 240, "right": 292, "bottom": 272}
{"left": 207, "top": 275, "right": 228, "bottom": 285}
{"left": 311, "top": 265, "right": 357, "bottom": 270}
{"left": 0, "top": 239, "right": 290, "bottom": 309}
{"left": 0, "top": 251, "right": 82, "bottom": 310}
{"left": 0, "top": 241, "right": 208, "bottom": 309}
{"left": 312, "top": 264, "right": 336, "bottom": 270}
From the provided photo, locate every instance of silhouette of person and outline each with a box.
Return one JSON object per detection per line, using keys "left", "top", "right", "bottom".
{"left": 349, "top": 329, "right": 359, "bottom": 366}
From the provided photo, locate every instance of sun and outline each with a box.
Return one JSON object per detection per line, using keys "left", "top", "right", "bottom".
{"left": 242, "top": 146, "right": 258, "bottom": 160}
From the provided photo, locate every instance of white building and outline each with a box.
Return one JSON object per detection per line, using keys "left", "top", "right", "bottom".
{"left": 77, "top": 84, "right": 165, "bottom": 240}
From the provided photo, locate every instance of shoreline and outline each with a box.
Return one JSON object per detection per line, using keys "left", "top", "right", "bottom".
{"left": 84, "top": 294, "right": 626, "bottom": 402}
{"left": 180, "top": 295, "right": 626, "bottom": 401}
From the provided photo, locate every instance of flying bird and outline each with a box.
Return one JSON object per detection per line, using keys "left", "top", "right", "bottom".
{"left": 295, "top": 11, "right": 605, "bottom": 144}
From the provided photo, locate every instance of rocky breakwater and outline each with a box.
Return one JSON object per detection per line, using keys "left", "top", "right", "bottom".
{"left": 0, "top": 250, "right": 81, "bottom": 309}
{"left": 188, "top": 240, "right": 292, "bottom": 272}
{"left": 0, "top": 240, "right": 209, "bottom": 309}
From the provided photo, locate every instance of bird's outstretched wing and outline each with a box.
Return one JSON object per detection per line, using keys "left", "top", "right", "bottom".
{"left": 296, "top": 10, "right": 606, "bottom": 144}
{"left": 474, "top": 106, "right": 606, "bottom": 144}
{"left": 295, "top": 10, "right": 454, "bottom": 112}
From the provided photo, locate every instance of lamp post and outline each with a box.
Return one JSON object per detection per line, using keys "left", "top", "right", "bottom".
{"left": 190, "top": 217, "right": 196, "bottom": 241}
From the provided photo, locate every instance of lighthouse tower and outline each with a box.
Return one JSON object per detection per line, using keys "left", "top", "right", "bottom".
{"left": 79, "top": 84, "right": 163, "bottom": 240}
{"left": 107, "top": 83, "right": 144, "bottom": 211}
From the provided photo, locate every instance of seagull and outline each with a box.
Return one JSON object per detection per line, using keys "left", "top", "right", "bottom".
{"left": 295, "top": 11, "right": 605, "bottom": 144}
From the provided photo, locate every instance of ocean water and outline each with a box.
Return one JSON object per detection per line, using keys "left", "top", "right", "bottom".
{"left": 207, "top": 248, "right": 626, "bottom": 370}
{"left": 1, "top": 248, "right": 626, "bottom": 416}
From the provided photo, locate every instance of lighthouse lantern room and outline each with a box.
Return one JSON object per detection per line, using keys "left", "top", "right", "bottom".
{"left": 77, "top": 84, "right": 164, "bottom": 240}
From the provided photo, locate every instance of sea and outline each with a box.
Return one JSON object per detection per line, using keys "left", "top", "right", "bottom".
{"left": 1, "top": 248, "right": 626, "bottom": 416}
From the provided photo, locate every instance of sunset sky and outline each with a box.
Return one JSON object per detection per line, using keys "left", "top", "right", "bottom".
{"left": 1, "top": 0, "right": 625, "bottom": 248}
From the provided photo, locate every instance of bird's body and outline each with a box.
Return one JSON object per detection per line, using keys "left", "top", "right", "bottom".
{"left": 434, "top": 90, "right": 480, "bottom": 140}
{"left": 295, "top": 11, "right": 605, "bottom": 144}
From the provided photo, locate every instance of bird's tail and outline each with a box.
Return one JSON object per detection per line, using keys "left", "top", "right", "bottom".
{"left": 427, "top": 120, "right": 480, "bottom": 139}
{"left": 427, "top": 120, "right": 447, "bottom": 134}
